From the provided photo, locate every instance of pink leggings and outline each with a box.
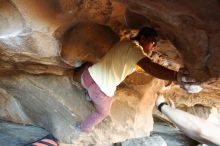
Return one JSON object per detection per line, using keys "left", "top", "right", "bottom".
{"left": 80, "top": 69, "right": 112, "bottom": 131}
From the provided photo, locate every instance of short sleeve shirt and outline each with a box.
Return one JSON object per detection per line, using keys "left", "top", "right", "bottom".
{"left": 88, "top": 39, "right": 146, "bottom": 96}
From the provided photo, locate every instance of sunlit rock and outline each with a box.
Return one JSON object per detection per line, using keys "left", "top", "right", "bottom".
{"left": 0, "top": 0, "right": 220, "bottom": 145}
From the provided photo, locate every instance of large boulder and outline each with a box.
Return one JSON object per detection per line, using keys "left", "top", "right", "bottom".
{"left": 60, "top": 22, "right": 119, "bottom": 66}
{"left": 120, "top": 122, "right": 198, "bottom": 146}
{"left": 0, "top": 0, "right": 220, "bottom": 145}
{"left": 0, "top": 120, "right": 50, "bottom": 146}
{"left": 0, "top": 72, "right": 163, "bottom": 145}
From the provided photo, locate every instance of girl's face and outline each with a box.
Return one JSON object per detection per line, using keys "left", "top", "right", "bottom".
{"left": 140, "top": 36, "right": 157, "bottom": 55}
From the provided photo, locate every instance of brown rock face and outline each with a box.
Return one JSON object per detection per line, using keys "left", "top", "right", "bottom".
{"left": 1, "top": 0, "right": 220, "bottom": 82}
{"left": 60, "top": 22, "right": 119, "bottom": 66}
{"left": 0, "top": 0, "right": 220, "bottom": 145}
{"left": 120, "top": 0, "right": 220, "bottom": 82}
{"left": 0, "top": 0, "right": 24, "bottom": 37}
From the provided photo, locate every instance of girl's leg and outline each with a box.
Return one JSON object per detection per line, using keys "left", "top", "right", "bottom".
{"left": 80, "top": 69, "right": 93, "bottom": 90}
{"left": 80, "top": 83, "right": 112, "bottom": 132}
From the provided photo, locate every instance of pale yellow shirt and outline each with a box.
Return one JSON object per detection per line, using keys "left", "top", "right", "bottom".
{"left": 88, "top": 39, "right": 146, "bottom": 97}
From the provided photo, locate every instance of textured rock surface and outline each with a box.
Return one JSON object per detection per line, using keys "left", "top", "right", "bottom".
{"left": 121, "top": 122, "right": 198, "bottom": 146}
{"left": 60, "top": 22, "right": 119, "bottom": 65}
{"left": 120, "top": 0, "right": 220, "bottom": 82}
{"left": 0, "top": 0, "right": 219, "bottom": 82}
{"left": 121, "top": 135, "right": 168, "bottom": 146}
{"left": 0, "top": 88, "right": 31, "bottom": 124}
{"left": 0, "top": 0, "right": 220, "bottom": 82}
{"left": 0, "top": 0, "right": 220, "bottom": 145}
{"left": 0, "top": 120, "right": 49, "bottom": 146}
{"left": 0, "top": 73, "right": 90, "bottom": 143}
{"left": 0, "top": 72, "right": 163, "bottom": 145}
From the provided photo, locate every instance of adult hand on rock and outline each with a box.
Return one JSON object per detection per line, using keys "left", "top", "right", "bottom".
{"left": 176, "top": 68, "right": 196, "bottom": 84}
{"left": 176, "top": 68, "right": 202, "bottom": 93}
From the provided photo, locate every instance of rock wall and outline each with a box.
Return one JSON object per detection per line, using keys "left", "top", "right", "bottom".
{"left": 0, "top": 71, "right": 163, "bottom": 145}
{"left": 0, "top": 0, "right": 220, "bottom": 145}
{"left": 1, "top": 0, "right": 220, "bottom": 80}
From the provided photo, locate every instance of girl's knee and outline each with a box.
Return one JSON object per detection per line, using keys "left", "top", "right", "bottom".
{"left": 97, "top": 109, "right": 110, "bottom": 118}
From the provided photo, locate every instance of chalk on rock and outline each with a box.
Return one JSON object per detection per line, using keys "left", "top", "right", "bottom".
{"left": 182, "top": 84, "right": 203, "bottom": 93}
